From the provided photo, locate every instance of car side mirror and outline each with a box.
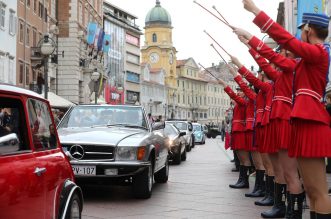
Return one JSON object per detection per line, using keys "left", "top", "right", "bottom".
{"left": 179, "top": 132, "right": 186, "bottom": 137}
{"left": 152, "top": 122, "right": 165, "bottom": 131}
{"left": 188, "top": 128, "right": 193, "bottom": 132}
{"left": 0, "top": 133, "right": 20, "bottom": 147}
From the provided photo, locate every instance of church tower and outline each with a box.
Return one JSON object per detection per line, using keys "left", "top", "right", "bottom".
{"left": 141, "top": 0, "right": 177, "bottom": 112}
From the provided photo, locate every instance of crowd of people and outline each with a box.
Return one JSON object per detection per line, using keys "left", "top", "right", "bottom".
{"left": 219, "top": 0, "right": 331, "bottom": 218}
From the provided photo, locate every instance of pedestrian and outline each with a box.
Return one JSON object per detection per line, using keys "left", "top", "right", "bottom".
{"left": 241, "top": 0, "right": 331, "bottom": 218}
{"left": 147, "top": 113, "right": 154, "bottom": 124}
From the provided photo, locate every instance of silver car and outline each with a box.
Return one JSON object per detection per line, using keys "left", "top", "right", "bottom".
{"left": 165, "top": 120, "right": 194, "bottom": 152}
{"left": 57, "top": 105, "right": 169, "bottom": 199}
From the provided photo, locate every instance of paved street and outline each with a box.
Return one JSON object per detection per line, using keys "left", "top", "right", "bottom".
{"left": 81, "top": 138, "right": 312, "bottom": 219}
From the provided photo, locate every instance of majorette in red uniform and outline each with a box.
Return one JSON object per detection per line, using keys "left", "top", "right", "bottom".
{"left": 224, "top": 86, "right": 247, "bottom": 151}
{"left": 232, "top": 73, "right": 268, "bottom": 198}
{"left": 248, "top": 45, "right": 296, "bottom": 153}
{"left": 223, "top": 85, "right": 252, "bottom": 189}
{"left": 239, "top": 1, "right": 331, "bottom": 217}
{"left": 237, "top": 66, "right": 273, "bottom": 153}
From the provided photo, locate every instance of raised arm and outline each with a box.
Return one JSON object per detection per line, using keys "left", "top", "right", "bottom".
{"left": 224, "top": 86, "right": 247, "bottom": 106}
{"left": 218, "top": 76, "right": 247, "bottom": 106}
{"left": 237, "top": 65, "right": 272, "bottom": 93}
{"left": 241, "top": 0, "right": 327, "bottom": 63}
{"left": 248, "top": 36, "right": 296, "bottom": 72}
{"left": 228, "top": 65, "right": 257, "bottom": 100}
{"left": 249, "top": 48, "right": 281, "bottom": 81}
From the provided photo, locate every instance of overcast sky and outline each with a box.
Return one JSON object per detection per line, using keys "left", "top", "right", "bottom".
{"left": 106, "top": 0, "right": 282, "bottom": 69}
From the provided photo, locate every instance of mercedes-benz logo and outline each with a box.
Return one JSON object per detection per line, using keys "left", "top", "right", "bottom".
{"left": 69, "top": 145, "right": 85, "bottom": 160}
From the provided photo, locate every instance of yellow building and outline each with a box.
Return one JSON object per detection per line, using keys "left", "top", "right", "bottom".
{"left": 176, "top": 58, "right": 208, "bottom": 122}
{"left": 141, "top": 0, "right": 177, "bottom": 117}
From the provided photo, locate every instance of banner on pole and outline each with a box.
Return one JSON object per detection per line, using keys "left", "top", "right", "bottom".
{"left": 103, "top": 34, "right": 111, "bottom": 53}
{"left": 86, "top": 22, "right": 98, "bottom": 45}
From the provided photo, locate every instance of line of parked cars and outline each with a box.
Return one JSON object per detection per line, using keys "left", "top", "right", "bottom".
{"left": 0, "top": 84, "right": 208, "bottom": 219}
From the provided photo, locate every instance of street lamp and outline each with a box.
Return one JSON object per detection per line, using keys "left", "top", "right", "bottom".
{"left": 91, "top": 69, "right": 100, "bottom": 104}
{"left": 38, "top": 33, "right": 56, "bottom": 99}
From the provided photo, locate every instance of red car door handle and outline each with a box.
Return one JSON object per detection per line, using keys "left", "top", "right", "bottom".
{"left": 34, "top": 167, "right": 47, "bottom": 176}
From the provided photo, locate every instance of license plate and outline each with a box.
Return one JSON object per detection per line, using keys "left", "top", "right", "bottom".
{"left": 72, "top": 165, "right": 96, "bottom": 176}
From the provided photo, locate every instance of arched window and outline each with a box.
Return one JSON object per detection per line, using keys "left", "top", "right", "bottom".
{"left": 152, "top": 33, "right": 157, "bottom": 42}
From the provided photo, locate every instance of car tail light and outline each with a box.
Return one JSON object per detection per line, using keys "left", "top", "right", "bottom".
{"left": 137, "top": 147, "right": 146, "bottom": 160}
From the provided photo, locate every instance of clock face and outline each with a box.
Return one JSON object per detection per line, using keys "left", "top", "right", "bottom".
{"left": 169, "top": 53, "right": 174, "bottom": 64}
{"left": 149, "top": 52, "right": 159, "bottom": 63}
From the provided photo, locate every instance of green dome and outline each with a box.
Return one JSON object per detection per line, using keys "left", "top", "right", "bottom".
{"left": 145, "top": 0, "right": 171, "bottom": 26}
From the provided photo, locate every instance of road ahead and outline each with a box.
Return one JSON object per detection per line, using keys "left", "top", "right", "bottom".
{"left": 81, "top": 138, "right": 310, "bottom": 219}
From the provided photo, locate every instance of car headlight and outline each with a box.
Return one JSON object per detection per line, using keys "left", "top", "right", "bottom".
{"left": 115, "top": 146, "right": 146, "bottom": 161}
{"left": 116, "top": 147, "right": 137, "bottom": 161}
{"left": 169, "top": 139, "right": 173, "bottom": 146}
{"left": 196, "top": 133, "right": 202, "bottom": 137}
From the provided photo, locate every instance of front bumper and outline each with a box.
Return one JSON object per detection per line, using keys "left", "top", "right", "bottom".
{"left": 70, "top": 160, "right": 151, "bottom": 179}
{"left": 168, "top": 145, "right": 181, "bottom": 158}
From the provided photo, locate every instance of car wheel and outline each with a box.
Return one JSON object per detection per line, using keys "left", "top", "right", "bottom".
{"left": 206, "top": 134, "right": 211, "bottom": 138}
{"left": 212, "top": 135, "right": 216, "bottom": 139}
{"left": 173, "top": 146, "right": 182, "bottom": 165}
{"left": 202, "top": 138, "right": 205, "bottom": 145}
{"left": 186, "top": 142, "right": 191, "bottom": 152}
{"left": 181, "top": 146, "right": 187, "bottom": 161}
{"left": 154, "top": 159, "right": 169, "bottom": 183}
{"left": 191, "top": 136, "right": 195, "bottom": 148}
{"left": 65, "top": 193, "right": 82, "bottom": 219}
{"left": 133, "top": 163, "right": 153, "bottom": 199}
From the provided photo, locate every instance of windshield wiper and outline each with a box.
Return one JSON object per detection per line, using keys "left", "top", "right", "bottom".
{"left": 107, "top": 123, "right": 148, "bottom": 130}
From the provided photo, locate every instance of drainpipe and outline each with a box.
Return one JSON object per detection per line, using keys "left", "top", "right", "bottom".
{"left": 55, "top": 0, "right": 58, "bottom": 94}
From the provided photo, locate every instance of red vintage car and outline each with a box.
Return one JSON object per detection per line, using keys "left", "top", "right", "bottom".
{"left": 0, "top": 84, "right": 83, "bottom": 219}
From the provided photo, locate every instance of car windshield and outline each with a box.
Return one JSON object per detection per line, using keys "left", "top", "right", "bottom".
{"left": 167, "top": 122, "right": 187, "bottom": 131}
{"left": 58, "top": 106, "right": 148, "bottom": 129}
{"left": 193, "top": 124, "right": 201, "bottom": 131}
{"left": 164, "top": 124, "right": 178, "bottom": 137}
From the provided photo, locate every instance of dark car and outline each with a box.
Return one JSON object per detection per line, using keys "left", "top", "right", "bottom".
{"left": 165, "top": 120, "right": 195, "bottom": 151}
{"left": 163, "top": 123, "right": 187, "bottom": 164}
{"left": 57, "top": 105, "right": 169, "bottom": 199}
{"left": 0, "top": 84, "right": 83, "bottom": 219}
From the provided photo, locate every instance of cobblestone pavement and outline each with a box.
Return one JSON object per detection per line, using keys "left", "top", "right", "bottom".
{"left": 81, "top": 137, "right": 319, "bottom": 219}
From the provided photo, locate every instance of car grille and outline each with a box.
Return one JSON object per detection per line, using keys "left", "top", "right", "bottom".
{"left": 63, "top": 144, "right": 115, "bottom": 161}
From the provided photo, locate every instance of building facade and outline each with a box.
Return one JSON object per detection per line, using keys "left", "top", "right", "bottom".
{"left": 57, "top": 0, "right": 103, "bottom": 104}
{"left": 176, "top": 58, "right": 208, "bottom": 122}
{"left": 103, "top": 1, "right": 142, "bottom": 105}
{"left": 0, "top": 0, "right": 17, "bottom": 85}
{"left": 200, "top": 62, "right": 237, "bottom": 125}
{"left": 141, "top": 0, "right": 177, "bottom": 115}
{"left": 141, "top": 63, "right": 166, "bottom": 118}
{"left": 17, "top": 0, "right": 57, "bottom": 94}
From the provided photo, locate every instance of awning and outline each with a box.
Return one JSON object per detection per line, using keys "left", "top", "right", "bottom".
{"left": 43, "top": 92, "right": 75, "bottom": 108}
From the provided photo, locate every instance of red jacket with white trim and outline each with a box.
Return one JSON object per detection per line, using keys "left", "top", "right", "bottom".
{"left": 224, "top": 86, "right": 246, "bottom": 132}
{"left": 253, "top": 11, "right": 330, "bottom": 125}
{"left": 234, "top": 75, "right": 256, "bottom": 131}
{"left": 248, "top": 46, "right": 295, "bottom": 120}
{"left": 238, "top": 66, "right": 273, "bottom": 126}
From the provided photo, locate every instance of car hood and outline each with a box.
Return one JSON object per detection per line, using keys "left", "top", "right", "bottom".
{"left": 58, "top": 127, "right": 146, "bottom": 146}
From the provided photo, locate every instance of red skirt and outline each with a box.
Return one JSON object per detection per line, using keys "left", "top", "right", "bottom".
{"left": 289, "top": 119, "right": 331, "bottom": 158}
{"left": 225, "top": 132, "right": 231, "bottom": 150}
{"left": 274, "top": 119, "right": 291, "bottom": 150}
{"left": 231, "top": 131, "right": 246, "bottom": 150}
{"left": 259, "top": 123, "right": 275, "bottom": 153}
{"left": 246, "top": 130, "right": 257, "bottom": 151}
{"left": 255, "top": 124, "right": 263, "bottom": 148}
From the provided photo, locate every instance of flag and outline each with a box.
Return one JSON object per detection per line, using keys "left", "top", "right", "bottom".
{"left": 296, "top": 0, "right": 324, "bottom": 38}
{"left": 103, "top": 34, "right": 111, "bottom": 53}
{"left": 94, "top": 28, "right": 101, "bottom": 49}
{"left": 97, "top": 29, "right": 105, "bottom": 52}
{"left": 86, "top": 22, "right": 98, "bottom": 45}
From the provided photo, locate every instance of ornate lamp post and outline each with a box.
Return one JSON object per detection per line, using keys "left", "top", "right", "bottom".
{"left": 91, "top": 69, "right": 100, "bottom": 104}
{"left": 38, "top": 34, "right": 56, "bottom": 99}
